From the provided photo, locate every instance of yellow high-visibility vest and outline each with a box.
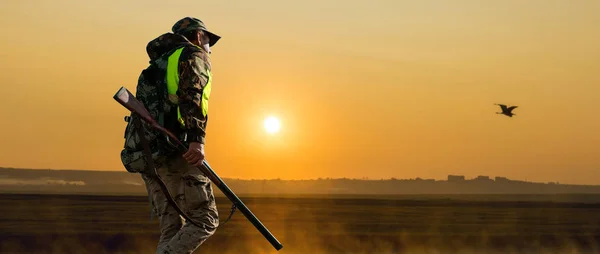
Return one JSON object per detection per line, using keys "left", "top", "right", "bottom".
{"left": 165, "top": 47, "right": 212, "bottom": 127}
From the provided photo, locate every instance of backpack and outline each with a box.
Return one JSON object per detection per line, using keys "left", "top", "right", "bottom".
{"left": 120, "top": 59, "right": 177, "bottom": 174}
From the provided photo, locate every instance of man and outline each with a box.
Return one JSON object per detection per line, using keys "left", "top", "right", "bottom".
{"left": 123, "top": 17, "right": 221, "bottom": 254}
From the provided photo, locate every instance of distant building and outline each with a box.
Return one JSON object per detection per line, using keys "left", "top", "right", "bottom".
{"left": 475, "top": 175, "right": 491, "bottom": 181}
{"left": 448, "top": 175, "right": 465, "bottom": 181}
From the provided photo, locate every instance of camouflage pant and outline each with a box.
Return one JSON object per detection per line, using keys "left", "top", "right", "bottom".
{"left": 142, "top": 154, "right": 219, "bottom": 254}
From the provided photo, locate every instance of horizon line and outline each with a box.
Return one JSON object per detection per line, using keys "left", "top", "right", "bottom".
{"left": 1, "top": 166, "right": 594, "bottom": 186}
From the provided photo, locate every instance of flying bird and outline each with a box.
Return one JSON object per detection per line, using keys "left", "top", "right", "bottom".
{"left": 495, "top": 104, "right": 518, "bottom": 117}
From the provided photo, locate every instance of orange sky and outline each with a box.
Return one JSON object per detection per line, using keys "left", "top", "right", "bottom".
{"left": 0, "top": 1, "right": 598, "bottom": 184}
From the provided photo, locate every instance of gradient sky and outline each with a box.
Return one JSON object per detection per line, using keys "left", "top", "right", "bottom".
{"left": 0, "top": 0, "right": 598, "bottom": 184}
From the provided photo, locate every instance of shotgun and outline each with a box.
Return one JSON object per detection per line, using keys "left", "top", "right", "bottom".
{"left": 113, "top": 86, "right": 283, "bottom": 251}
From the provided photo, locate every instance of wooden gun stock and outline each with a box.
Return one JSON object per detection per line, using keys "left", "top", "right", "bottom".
{"left": 113, "top": 87, "right": 283, "bottom": 251}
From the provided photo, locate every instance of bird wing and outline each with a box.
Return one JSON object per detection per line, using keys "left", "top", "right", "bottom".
{"left": 508, "top": 106, "right": 518, "bottom": 111}
{"left": 496, "top": 104, "right": 508, "bottom": 111}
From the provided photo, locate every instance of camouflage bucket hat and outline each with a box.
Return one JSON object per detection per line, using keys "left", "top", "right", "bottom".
{"left": 172, "top": 17, "right": 221, "bottom": 47}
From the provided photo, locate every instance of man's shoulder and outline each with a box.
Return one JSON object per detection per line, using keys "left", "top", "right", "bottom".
{"left": 180, "top": 46, "right": 210, "bottom": 66}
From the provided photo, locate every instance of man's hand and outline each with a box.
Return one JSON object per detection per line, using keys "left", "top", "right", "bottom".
{"left": 183, "top": 142, "right": 205, "bottom": 167}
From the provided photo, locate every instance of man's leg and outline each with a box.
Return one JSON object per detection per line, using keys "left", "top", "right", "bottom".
{"left": 156, "top": 155, "right": 220, "bottom": 254}
{"left": 142, "top": 166, "right": 186, "bottom": 253}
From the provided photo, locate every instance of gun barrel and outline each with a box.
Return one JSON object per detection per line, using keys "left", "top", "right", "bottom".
{"left": 202, "top": 160, "right": 283, "bottom": 250}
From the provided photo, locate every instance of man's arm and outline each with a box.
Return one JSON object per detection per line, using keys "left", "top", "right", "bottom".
{"left": 177, "top": 48, "right": 211, "bottom": 144}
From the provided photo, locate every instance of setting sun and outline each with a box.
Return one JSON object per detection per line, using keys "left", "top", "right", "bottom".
{"left": 264, "top": 116, "right": 281, "bottom": 134}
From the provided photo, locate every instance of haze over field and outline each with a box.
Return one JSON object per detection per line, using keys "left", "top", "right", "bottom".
{"left": 2, "top": 193, "right": 600, "bottom": 254}
{"left": 0, "top": 1, "right": 599, "bottom": 184}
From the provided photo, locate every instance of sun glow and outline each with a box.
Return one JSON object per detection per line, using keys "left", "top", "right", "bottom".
{"left": 264, "top": 116, "right": 281, "bottom": 134}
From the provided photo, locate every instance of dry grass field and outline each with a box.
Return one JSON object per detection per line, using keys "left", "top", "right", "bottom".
{"left": 1, "top": 193, "right": 600, "bottom": 254}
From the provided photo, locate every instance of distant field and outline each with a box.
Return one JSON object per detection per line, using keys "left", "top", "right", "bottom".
{"left": 1, "top": 194, "right": 600, "bottom": 254}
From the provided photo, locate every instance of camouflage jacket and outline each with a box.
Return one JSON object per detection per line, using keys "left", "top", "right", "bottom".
{"left": 143, "top": 32, "right": 212, "bottom": 145}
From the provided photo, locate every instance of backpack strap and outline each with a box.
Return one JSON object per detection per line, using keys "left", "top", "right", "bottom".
{"left": 133, "top": 114, "right": 200, "bottom": 227}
